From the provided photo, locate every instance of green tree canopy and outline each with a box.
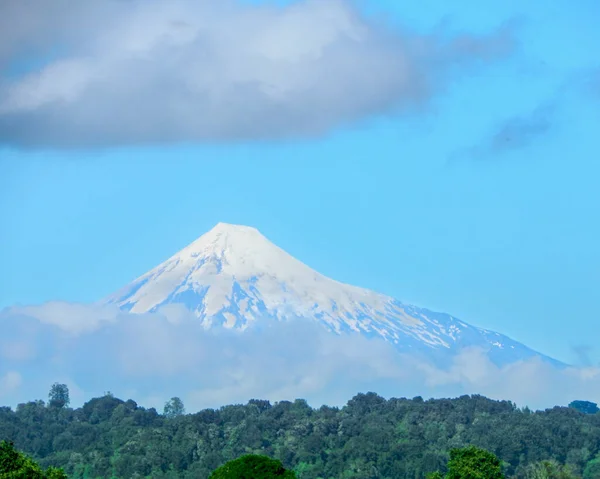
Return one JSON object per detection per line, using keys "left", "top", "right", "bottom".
{"left": 584, "top": 458, "right": 600, "bottom": 479}
{"left": 569, "top": 400, "right": 599, "bottom": 415}
{"left": 523, "top": 459, "right": 579, "bottom": 479}
{"left": 2, "top": 391, "right": 600, "bottom": 479}
{"left": 48, "top": 383, "right": 70, "bottom": 409}
{"left": 446, "top": 445, "right": 505, "bottom": 479}
{"left": 209, "top": 454, "right": 297, "bottom": 479}
{"left": 0, "top": 440, "right": 67, "bottom": 479}
{"left": 163, "top": 396, "right": 185, "bottom": 418}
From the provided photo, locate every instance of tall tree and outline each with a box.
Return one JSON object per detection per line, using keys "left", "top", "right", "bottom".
{"left": 48, "top": 383, "right": 70, "bottom": 409}
{"left": 163, "top": 397, "right": 185, "bottom": 418}
{"left": 446, "top": 446, "right": 505, "bottom": 479}
{"left": 569, "top": 401, "right": 599, "bottom": 415}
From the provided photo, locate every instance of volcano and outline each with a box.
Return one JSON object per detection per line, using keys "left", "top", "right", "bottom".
{"left": 104, "top": 222, "right": 564, "bottom": 367}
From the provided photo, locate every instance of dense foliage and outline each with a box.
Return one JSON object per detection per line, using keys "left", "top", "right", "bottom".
{"left": 569, "top": 402, "right": 600, "bottom": 415}
{"left": 1, "top": 391, "right": 600, "bottom": 479}
{"left": 0, "top": 440, "right": 67, "bottom": 478}
{"left": 444, "top": 445, "right": 505, "bottom": 479}
{"left": 209, "top": 454, "right": 297, "bottom": 479}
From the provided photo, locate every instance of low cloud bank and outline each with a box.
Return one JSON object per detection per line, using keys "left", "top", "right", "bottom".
{"left": 1, "top": 301, "right": 598, "bottom": 412}
{"left": 0, "top": 0, "right": 514, "bottom": 148}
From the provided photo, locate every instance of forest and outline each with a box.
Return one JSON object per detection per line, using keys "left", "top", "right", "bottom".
{"left": 1, "top": 386, "right": 600, "bottom": 479}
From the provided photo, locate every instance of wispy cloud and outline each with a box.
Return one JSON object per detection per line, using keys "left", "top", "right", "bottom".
{"left": 0, "top": 0, "right": 514, "bottom": 149}
{"left": 571, "top": 344, "right": 598, "bottom": 368}
{"left": 1, "top": 302, "right": 599, "bottom": 412}
{"left": 487, "top": 106, "right": 553, "bottom": 153}
{"left": 0, "top": 371, "right": 22, "bottom": 397}
{"left": 450, "top": 103, "right": 555, "bottom": 163}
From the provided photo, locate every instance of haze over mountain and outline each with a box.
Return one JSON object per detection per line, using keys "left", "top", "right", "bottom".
{"left": 2, "top": 0, "right": 600, "bottom": 416}
{"left": 3, "top": 223, "right": 597, "bottom": 413}
{"left": 104, "top": 222, "right": 563, "bottom": 368}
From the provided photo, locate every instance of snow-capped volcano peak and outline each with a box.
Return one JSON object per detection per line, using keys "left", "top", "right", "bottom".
{"left": 182, "top": 222, "right": 262, "bottom": 258}
{"left": 105, "top": 223, "right": 564, "bottom": 367}
{"left": 106, "top": 222, "right": 386, "bottom": 329}
{"left": 176, "top": 222, "right": 317, "bottom": 280}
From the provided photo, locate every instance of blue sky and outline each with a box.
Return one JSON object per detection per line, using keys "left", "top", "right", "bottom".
{"left": 1, "top": 0, "right": 600, "bottom": 378}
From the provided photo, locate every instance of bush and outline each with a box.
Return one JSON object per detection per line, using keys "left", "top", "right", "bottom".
{"left": 209, "top": 454, "right": 297, "bottom": 479}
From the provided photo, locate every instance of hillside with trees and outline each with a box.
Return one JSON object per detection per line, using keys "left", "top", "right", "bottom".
{"left": 1, "top": 386, "right": 600, "bottom": 479}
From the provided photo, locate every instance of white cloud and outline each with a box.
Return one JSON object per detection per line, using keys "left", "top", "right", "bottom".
{"left": 1, "top": 301, "right": 598, "bottom": 412}
{"left": 0, "top": 0, "right": 514, "bottom": 148}
{"left": 0, "top": 340, "right": 36, "bottom": 362}
{"left": 5, "top": 301, "right": 119, "bottom": 335}
{"left": 0, "top": 371, "right": 22, "bottom": 398}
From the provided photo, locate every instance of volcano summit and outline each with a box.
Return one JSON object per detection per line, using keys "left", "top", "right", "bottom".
{"left": 104, "top": 223, "right": 563, "bottom": 367}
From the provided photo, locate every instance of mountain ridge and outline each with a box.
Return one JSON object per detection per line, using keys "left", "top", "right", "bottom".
{"left": 104, "top": 222, "right": 565, "bottom": 368}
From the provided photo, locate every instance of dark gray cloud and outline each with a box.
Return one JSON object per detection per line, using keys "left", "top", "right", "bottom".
{"left": 0, "top": 0, "right": 514, "bottom": 149}
{"left": 1, "top": 301, "right": 599, "bottom": 412}
{"left": 488, "top": 105, "right": 553, "bottom": 153}
{"left": 449, "top": 104, "right": 554, "bottom": 163}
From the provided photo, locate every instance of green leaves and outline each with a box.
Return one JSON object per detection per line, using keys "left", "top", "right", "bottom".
{"left": 48, "top": 384, "right": 70, "bottom": 410}
{"left": 0, "top": 441, "right": 67, "bottom": 479}
{"left": 446, "top": 446, "right": 505, "bottom": 479}
{"left": 426, "top": 446, "right": 505, "bottom": 479}
{"left": 568, "top": 401, "right": 599, "bottom": 415}
{"left": 44, "top": 467, "right": 69, "bottom": 479}
{"left": 522, "top": 460, "right": 579, "bottom": 479}
{"left": 3, "top": 392, "right": 600, "bottom": 478}
{"left": 583, "top": 458, "right": 600, "bottom": 479}
{"left": 163, "top": 397, "right": 186, "bottom": 419}
{"left": 208, "top": 454, "right": 297, "bottom": 479}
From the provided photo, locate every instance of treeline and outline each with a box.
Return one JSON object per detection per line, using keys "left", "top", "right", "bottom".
{"left": 1, "top": 390, "right": 600, "bottom": 479}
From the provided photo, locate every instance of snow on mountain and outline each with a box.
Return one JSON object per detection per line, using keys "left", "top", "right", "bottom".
{"left": 104, "top": 222, "right": 564, "bottom": 367}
